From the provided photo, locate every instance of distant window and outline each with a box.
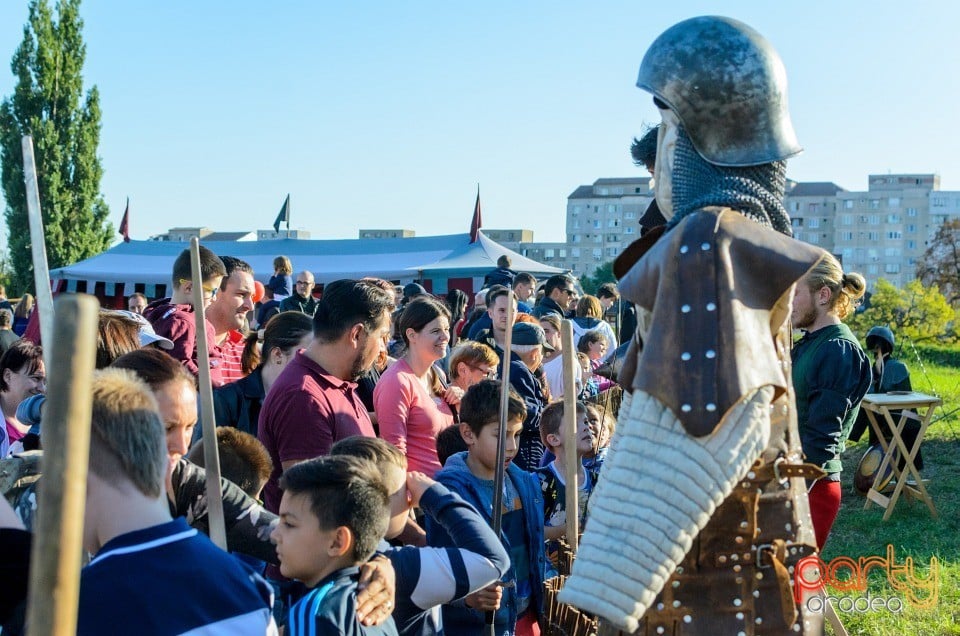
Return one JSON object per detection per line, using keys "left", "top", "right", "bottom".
{"left": 885, "top": 263, "right": 901, "bottom": 274}
{"left": 598, "top": 188, "right": 609, "bottom": 195}
{"left": 593, "top": 220, "right": 601, "bottom": 229}
{"left": 808, "top": 218, "right": 820, "bottom": 229}
{"left": 884, "top": 248, "right": 900, "bottom": 257}
{"left": 807, "top": 234, "right": 820, "bottom": 245}
{"left": 887, "top": 231, "right": 902, "bottom": 239}
{"left": 625, "top": 226, "right": 636, "bottom": 235}
{"left": 888, "top": 197, "right": 900, "bottom": 207}
{"left": 592, "top": 248, "right": 602, "bottom": 258}
{"left": 906, "top": 240, "right": 916, "bottom": 249}
{"left": 869, "top": 215, "right": 880, "bottom": 225}
{"left": 559, "top": 249, "right": 566, "bottom": 258}
{"left": 844, "top": 200, "right": 854, "bottom": 209}
{"left": 571, "top": 248, "right": 580, "bottom": 257}
{"left": 907, "top": 224, "right": 916, "bottom": 233}
{"left": 886, "top": 214, "right": 901, "bottom": 224}
{"left": 544, "top": 249, "right": 554, "bottom": 258}
{"left": 571, "top": 206, "right": 581, "bottom": 216}
{"left": 868, "top": 264, "right": 879, "bottom": 275}
{"left": 870, "top": 200, "right": 880, "bottom": 209}
{"left": 624, "top": 211, "right": 636, "bottom": 219}
{"left": 932, "top": 197, "right": 946, "bottom": 207}
{"left": 792, "top": 218, "right": 804, "bottom": 228}
{"left": 841, "top": 215, "right": 853, "bottom": 225}
{"left": 572, "top": 235, "right": 581, "bottom": 243}
{"left": 840, "top": 231, "right": 854, "bottom": 241}
{"left": 606, "top": 247, "right": 618, "bottom": 257}
{"left": 907, "top": 207, "right": 918, "bottom": 217}
{"left": 867, "top": 232, "right": 880, "bottom": 241}
{"left": 608, "top": 205, "right": 617, "bottom": 213}
{"left": 842, "top": 248, "right": 854, "bottom": 259}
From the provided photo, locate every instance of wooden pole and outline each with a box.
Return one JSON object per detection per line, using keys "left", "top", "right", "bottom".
{"left": 21, "top": 136, "right": 55, "bottom": 368}
{"left": 189, "top": 237, "right": 227, "bottom": 550}
{"left": 25, "top": 294, "right": 99, "bottom": 636}
{"left": 561, "top": 320, "right": 580, "bottom": 552}
{"left": 486, "top": 289, "right": 515, "bottom": 633}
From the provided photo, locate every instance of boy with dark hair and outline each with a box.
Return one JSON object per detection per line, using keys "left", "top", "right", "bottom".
{"left": 331, "top": 437, "right": 510, "bottom": 636}
{"left": 185, "top": 426, "right": 273, "bottom": 498}
{"left": 271, "top": 455, "right": 397, "bottom": 635}
{"left": 78, "top": 369, "right": 276, "bottom": 635}
{"left": 535, "top": 401, "right": 597, "bottom": 571}
{"left": 435, "top": 424, "right": 468, "bottom": 467}
{"left": 428, "top": 379, "right": 546, "bottom": 636}
{"left": 143, "top": 245, "right": 227, "bottom": 385}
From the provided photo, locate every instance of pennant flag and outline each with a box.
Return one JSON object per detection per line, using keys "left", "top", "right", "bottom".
{"left": 273, "top": 194, "right": 291, "bottom": 233}
{"left": 119, "top": 197, "right": 130, "bottom": 242}
{"left": 469, "top": 188, "right": 482, "bottom": 243}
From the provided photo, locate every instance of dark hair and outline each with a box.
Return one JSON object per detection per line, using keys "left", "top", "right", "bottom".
{"left": 399, "top": 296, "right": 451, "bottom": 347}
{"left": 0, "top": 308, "right": 12, "bottom": 328}
{"left": 218, "top": 256, "right": 254, "bottom": 291}
{"left": 312, "top": 279, "right": 395, "bottom": 343}
{"left": 597, "top": 283, "right": 619, "bottom": 300}
{"left": 279, "top": 455, "right": 390, "bottom": 562}
{"left": 0, "top": 340, "right": 43, "bottom": 392}
{"left": 243, "top": 311, "right": 313, "bottom": 370}
{"left": 97, "top": 311, "right": 143, "bottom": 369}
{"left": 496, "top": 255, "right": 512, "bottom": 269}
{"left": 331, "top": 436, "right": 406, "bottom": 471}
{"left": 630, "top": 124, "right": 659, "bottom": 169}
{"left": 459, "top": 379, "right": 526, "bottom": 437}
{"left": 540, "top": 400, "right": 587, "bottom": 449}
{"left": 436, "top": 424, "right": 468, "bottom": 466}
{"left": 445, "top": 289, "right": 468, "bottom": 324}
{"left": 172, "top": 246, "right": 226, "bottom": 289}
{"left": 543, "top": 275, "right": 576, "bottom": 297}
{"left": 514, "top": 273, "right": 536, "bottom": 287}
{"left": 111, "top": 348, "right": 197, "bottom": 391}
{"left": 485, "top": 285, "right": 515, "bottom": 307}
{"left": 186, "top": 427, "right": 273, "bottom": 498}
{"left": 128, "top": 292, "right": 147, "bottom": 304}
{"left": 577, "top": 331, "right": 605, "bottom": 354}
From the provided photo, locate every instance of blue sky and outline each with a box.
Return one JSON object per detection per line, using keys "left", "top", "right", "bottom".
{"left": 0, "top": 1, "right": 957, "bottom": 248}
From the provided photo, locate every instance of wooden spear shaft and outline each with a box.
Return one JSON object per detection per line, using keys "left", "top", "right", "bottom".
{"left": 486, "top": 290, "right": 515, "bottom": 633}
{"left": 21, "top": 136, "right": 55, "bottom": 368}
{"left": 561, "top": 320, "right": 580, "bottom": 552}
{"left": 189, "top": 237, "right": 227, "bottom": 550}
{"left": 26, "top": 294, "right": 99, "bottom": 636}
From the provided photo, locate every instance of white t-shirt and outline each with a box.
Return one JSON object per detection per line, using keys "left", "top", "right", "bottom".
{"left": 543, "top": 354, "right": 583, "bottom": 399}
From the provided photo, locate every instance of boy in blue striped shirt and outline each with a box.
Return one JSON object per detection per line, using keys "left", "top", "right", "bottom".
{"left": 271, "top": 455, "right": 398, "bottom": 636}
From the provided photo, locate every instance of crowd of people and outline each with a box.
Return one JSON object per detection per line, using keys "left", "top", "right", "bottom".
{"left": 0, "top": 248, "right": 626, "bottom": 636}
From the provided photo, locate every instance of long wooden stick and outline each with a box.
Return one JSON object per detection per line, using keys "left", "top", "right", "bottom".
{"left": 21, "top": 136, "right": 55, "bottom": 368}
{"left": 486, "top": 290, "right": 515, "bottom": 633}
{"left": 26, "top": 294, "right": 99, "bottom": 636}
{"left": 189, "top": 237, "right": 227, "bottom": 550}
{"left": 561, "top": 320, "right": 580, "bottom": 552}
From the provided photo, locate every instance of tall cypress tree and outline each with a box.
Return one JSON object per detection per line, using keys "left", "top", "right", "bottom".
{"left": 0, "top": 0, "right": 112, "bottom": 295}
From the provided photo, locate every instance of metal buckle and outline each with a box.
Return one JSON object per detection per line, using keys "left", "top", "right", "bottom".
{"left": 773, "top": 457, "right": 788, "bottom": 485}
{"left": 756, "top": 543, "right": 774, "bottom": 569}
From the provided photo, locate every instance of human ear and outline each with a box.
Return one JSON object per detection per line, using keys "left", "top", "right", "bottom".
{"left": 328, "top": 526, "right": 353, "bottom": 558}
{"left": 459, "top": 423, "right": 476, "bottom": 445}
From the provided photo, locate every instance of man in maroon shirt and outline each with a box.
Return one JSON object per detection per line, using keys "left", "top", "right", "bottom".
{"left": 206, "top": 256, "right": 256, "bottom": 384}
{"left": 257, "top": 279, "right": 395, "bottom": 513}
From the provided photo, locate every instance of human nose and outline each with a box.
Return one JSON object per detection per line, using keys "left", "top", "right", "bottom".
{"left": 168, "top": 431, "right": 189, "bottom": 458}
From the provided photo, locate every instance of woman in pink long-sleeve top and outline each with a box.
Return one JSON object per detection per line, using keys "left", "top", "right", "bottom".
{"left": 375, "top": 296, "right": 460, "bottom": 476}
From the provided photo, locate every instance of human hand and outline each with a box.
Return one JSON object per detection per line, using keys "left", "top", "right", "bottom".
{"left": 356, "top": 555, "right": 396, "bottom": 626}
{"left": 465, "top": 582, "right": 503, "bottom": 611}
{"left": 406, "top": 471, "right": 435, "bottom": 509}
{"left": 443, "top": 385, "right": 464, "bottom": 406}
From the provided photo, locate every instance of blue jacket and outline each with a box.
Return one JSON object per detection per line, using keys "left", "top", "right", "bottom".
{"left": 500, "top": 355, "right": 546, "bottom": 472}
{"left": 427, "top": 452, "right": 545, "bottom": 636}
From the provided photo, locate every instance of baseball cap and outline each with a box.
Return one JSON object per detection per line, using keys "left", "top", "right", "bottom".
{"left": 116, "top": 310, "right": 175, "bottom": 350}
{"left": 511, "top": 322, "right": 555, "bottom": 352}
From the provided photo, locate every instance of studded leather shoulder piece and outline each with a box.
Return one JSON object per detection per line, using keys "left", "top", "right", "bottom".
{"left": 618, "top": 207, "right": 825, "bottom": 437}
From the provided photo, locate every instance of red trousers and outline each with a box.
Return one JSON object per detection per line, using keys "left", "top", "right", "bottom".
{"left": 808, "top": 479, "right": 842, "bottom": 549}
{"left": 515, "top": 609, "right": 541, "bottom": 636}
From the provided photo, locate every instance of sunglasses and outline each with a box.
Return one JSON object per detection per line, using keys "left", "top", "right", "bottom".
{"left": 562, "top": 288, "right": 577, "bottom": 296}
{"left": 179, "top": 279, "right": 219, "bottom": 298}
{"left": 467, "top": 364, "right": 497, "bottom": 379}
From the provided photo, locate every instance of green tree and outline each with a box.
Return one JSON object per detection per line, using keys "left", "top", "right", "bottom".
{"left": 579, "top": 261, "right": 615, "bottom": 296}
{"left": 0, "top": 0, "right": 111, "bottom": 295}
{"left": 916, "top": 218, "right": 960, "bottom": 305}
{"left": 848, "top": 278, "right": 957, "bottom": 344}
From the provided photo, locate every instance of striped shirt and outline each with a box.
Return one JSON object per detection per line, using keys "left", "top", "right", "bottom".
{"left": 219, "top": 329, "right": 248, "bottom": 384}
{"left": 287, "top": 567, "right": 397, "bottom": 636}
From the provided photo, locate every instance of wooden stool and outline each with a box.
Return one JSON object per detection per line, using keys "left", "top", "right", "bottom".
{"left": 861, "top": 392, "right": 940, "bottom": 521}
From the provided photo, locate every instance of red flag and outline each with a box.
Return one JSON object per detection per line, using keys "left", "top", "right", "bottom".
{"left": 469, "top": 188, "right": 482, "bottom": 243}
{"left": 119, "top": 197, "right": 130, "bottom": 242}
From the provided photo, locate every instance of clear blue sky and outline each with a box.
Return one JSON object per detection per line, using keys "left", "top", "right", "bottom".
{"left": 0, "top": 1, "right": 957, "bottom": 248}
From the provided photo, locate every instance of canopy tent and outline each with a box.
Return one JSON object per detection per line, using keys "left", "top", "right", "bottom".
{"left": 410, "top": 231, "right": 565, "bottom": 278}
{"left": 49, "top": 231, "right": 565, "bottom": 301}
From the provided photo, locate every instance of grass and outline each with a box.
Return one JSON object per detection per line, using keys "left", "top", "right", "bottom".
{"left": 822, "top": 357, "right": 960, "bottom": 635}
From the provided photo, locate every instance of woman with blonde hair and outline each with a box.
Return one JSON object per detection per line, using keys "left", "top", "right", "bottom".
{"left": 791, "top": 253, "right": 871, "bottom": 549}
{"left": 571, "top": 294, "right": 617, "bottom": 361}
{"left": 12, "top": 294, "right": 33, "bottom": 336}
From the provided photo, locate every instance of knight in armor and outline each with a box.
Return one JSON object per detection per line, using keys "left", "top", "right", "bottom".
{"left": 559, "top": 16, "right": 834, "bottom": 635}
{"left": 849, "top": 326, "right": 923, "bottom": 473}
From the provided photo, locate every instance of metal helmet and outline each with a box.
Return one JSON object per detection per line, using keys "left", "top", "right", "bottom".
{"left": 865, "top": 325, "right": 895, "bottom": 353}
{"left": 636, "top": 16, "right": 802, "bottom": 167}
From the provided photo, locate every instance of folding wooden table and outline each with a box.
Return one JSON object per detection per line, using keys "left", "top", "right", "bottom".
{"left": 860, "top": 391, "right": 940, "bottom": 521}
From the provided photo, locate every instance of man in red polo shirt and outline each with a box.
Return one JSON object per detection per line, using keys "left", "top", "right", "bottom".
{"left": 206, "top": 256, "right": 256, "bottom": 385}
{"left": 257, "top": 278, "right": 395, "bottom": 513}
